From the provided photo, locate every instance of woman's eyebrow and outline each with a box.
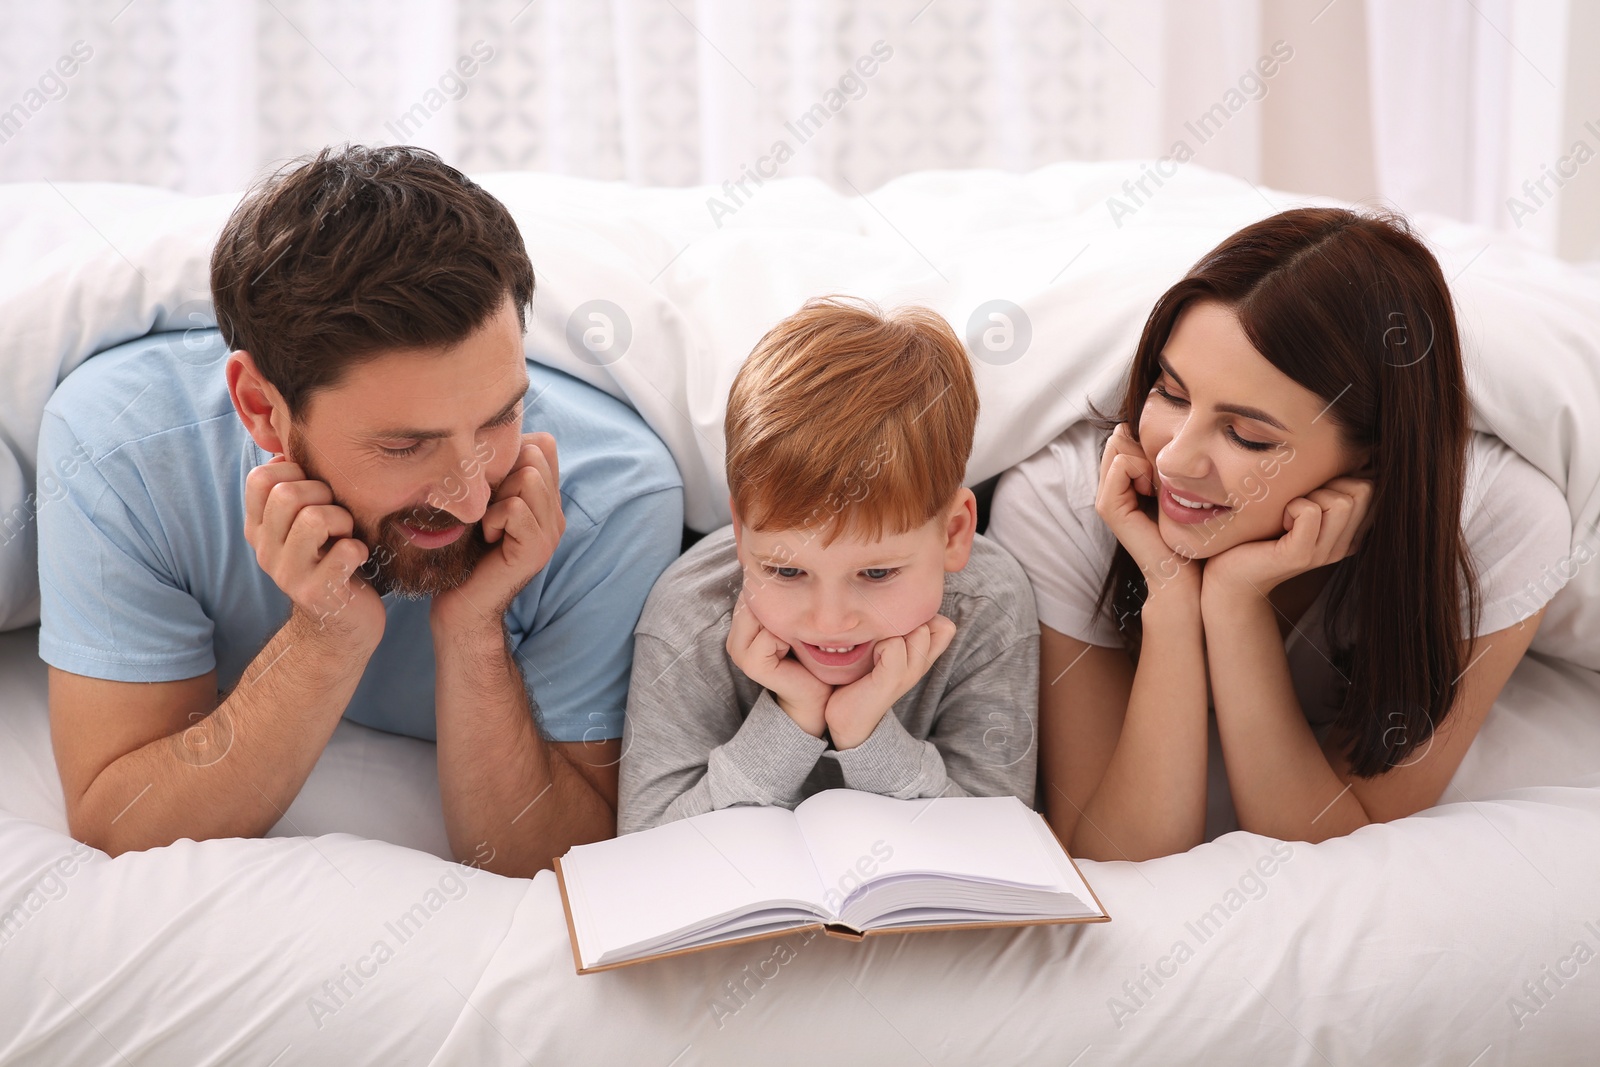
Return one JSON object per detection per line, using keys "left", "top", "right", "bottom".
{"left": 1157, "top": 355, "right": 1289, "bottom": 432}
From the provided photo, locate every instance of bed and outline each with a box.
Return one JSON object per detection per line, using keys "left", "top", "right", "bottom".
{"left": 2, "top": 164, "right": 1598, "bottom": 1064}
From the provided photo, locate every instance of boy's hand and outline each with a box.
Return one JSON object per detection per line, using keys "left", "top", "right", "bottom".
{"left": 244, "top": 454, "right": 386, "bottom": 650}
{"left": 726, "top": 590, "right": 833, "bottom": 736}
{"left": 432, "top": 433, "right": 564, "bottom": 632}
{"left": 824, "top": 615, "right": 957, "bottom": 750}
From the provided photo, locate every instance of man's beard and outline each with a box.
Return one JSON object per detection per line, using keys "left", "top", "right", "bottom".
{"left": 286, "top": 426, "right": 492, "bottom": 600}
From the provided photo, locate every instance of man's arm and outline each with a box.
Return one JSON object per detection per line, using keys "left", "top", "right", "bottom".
{"left": 51, "top": 610, "right": 378, "bottom": 856}
{"left": 426, "top": 425, "right": 685, "bottom": 866}
{"left": 48, "top": 445, "right": 391, "bottom": 856}
{"left": 431, "top": 617, "right": 617, "bottom": 876}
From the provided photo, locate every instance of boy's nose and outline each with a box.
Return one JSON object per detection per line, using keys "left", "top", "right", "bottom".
{"left": 808, "top": 589, "right": 860, "bottom": 637}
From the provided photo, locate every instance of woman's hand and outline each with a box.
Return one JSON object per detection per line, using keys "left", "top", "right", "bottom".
{"left": 1202, "top": 476, "right": 1374, "bottom": 600}
{"left": 1094, "top": 423, "right": 1200, "bottom": 601}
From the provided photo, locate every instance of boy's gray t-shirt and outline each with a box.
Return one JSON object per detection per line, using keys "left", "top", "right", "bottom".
{"left": 617, "top": 525, "right": 1040, "bottom": 835}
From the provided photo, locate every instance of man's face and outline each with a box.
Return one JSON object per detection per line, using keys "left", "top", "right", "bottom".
{"left": 282, "top": 297, "right": 530, "bottom": 600}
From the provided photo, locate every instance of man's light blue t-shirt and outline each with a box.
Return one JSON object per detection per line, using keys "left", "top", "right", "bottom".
{"left": 36, "top": 328, "right": 685, "bottom": 743}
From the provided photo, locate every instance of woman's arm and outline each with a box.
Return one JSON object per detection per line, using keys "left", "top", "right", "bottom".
{"left": 1203, "top": 584, "right": 1546, "bottom": 842}
{"left": 1035, "top": 421, "right": 1214, "bottom": 861}
{"left": 1040, "top": 583, "right": 1211, "bottom": 862}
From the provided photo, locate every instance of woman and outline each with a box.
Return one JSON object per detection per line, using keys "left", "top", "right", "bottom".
{"left": 987, "top": 207, "right": 1573, "bottom": 861}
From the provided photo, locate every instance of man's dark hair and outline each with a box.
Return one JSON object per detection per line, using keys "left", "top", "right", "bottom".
{"left": 210, "top": 143, "right": 535, "bottom": 416}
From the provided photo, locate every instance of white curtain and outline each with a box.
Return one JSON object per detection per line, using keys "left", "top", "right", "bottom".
{"left": 0, "top": 0, "right": 1594, "bottom": 259}
{"left": 1364, "top": 0, "right": 1580, "bottom": 257}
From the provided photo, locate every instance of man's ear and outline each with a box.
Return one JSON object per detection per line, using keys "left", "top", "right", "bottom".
{"left": 226, "top": 350, "right": 290, "bottom": 455}
{"left": 943, "top": 486, "right": 978, "bottom": 573}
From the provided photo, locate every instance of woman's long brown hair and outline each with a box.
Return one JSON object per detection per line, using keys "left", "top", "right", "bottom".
{"left": 1090, "top": 207, "right": 1480, "bottom": 777}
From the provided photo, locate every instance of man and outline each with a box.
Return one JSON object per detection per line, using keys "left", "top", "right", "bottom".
{"left": 36, "top": 144, "right": 684, "bottom": 876}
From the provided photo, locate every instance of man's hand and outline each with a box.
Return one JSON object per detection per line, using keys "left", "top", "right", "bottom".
{"left": 824, "top": 615, "right": 957, "bottom": 750}
{"left": 1202, "top": 475, "right": 1374, "bottom": 602}
{"left": 725, "top": 590, "right": 833, "bottom": 736}
{"left": 245, "top": 454, "right": 386, "bottom": 649}
{"left": 432, "top": 432, "right": 565, "bottom": 633}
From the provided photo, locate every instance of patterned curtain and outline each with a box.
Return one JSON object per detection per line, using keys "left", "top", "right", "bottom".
{"left": 0, "top": 0, "right": 1119, "bottom": 196}
{"left": 0, "top": 0, "right": 1594, "bottom": 258}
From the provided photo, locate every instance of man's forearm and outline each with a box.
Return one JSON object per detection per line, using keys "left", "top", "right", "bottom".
{"left": 433, "top": 620, "right": 615, "bottom": 876}
{"left": 76, "top": 612, "right": 375, "bottom": 855}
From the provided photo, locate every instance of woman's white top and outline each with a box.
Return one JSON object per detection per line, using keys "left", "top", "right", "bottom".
{"left": 990, "top": 421, "right": 1574, "bottom": 837}
{"left": 988, "top": 421, "right": 1574, "bottom": 737}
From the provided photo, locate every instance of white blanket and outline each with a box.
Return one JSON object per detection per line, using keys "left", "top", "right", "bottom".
{"left": 1, "top": 165, "right": 1598, "bottom": 666}
{"left": 3, "top": 166, "right": 1600, "bottom": 1064}
{"left": 3, "top": 619, "right": 1600, "bottom": 1064}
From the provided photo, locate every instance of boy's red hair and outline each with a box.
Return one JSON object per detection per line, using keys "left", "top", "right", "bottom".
{"left": 725, "top": 296, "right": 978, "bottom": 546}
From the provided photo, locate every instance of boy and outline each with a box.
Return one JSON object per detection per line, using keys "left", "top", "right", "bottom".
{"left": 617, "top": 297, "right": 1039, "bottom": 834}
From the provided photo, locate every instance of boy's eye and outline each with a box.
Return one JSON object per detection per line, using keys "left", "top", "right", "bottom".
{"left": 764, "top": 566, "right": 803, "bottom": 580}
{"left": 861, "top": 567, "right": 898, "bottom": 581}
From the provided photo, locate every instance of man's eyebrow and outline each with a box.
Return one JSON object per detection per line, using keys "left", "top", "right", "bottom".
{"left": 368, "top": 379, "right": 530, "bottom": 441}
{"left": 1156, "top": 355, "right": 1289, "bottom": 432}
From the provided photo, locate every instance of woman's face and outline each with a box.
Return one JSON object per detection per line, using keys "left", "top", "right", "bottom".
{"left": 1136, "top": 300, "right": 1370, "bottom": 560}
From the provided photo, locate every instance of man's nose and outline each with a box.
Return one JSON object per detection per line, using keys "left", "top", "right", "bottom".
{"left": 429, "top": 452, "right": 493, "bottom": 524}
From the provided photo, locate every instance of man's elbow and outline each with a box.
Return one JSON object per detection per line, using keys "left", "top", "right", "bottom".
{"left": 462, "top": 846, "right": 554, "bottom": 879}
{"left": 66, "top": 804, "right": 162, "bottom": 859}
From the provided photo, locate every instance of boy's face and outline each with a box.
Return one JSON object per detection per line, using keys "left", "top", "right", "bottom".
{"left": 730, "top": 490, "right": 977, "bottom": 686}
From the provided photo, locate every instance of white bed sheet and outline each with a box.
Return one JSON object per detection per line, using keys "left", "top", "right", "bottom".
{"left": 4, "top": 618, "right": 1600, "bottom": 1065}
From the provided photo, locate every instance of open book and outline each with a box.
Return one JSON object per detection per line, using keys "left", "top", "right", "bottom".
{"left": 554, "top": 789, "right": 1109, "bottom": 973}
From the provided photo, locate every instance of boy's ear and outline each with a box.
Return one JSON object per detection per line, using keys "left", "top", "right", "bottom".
{"left": 943, "top": 487, "right": 978, "bottom": 572}
{"left": 728, "top": 495, "right": 740, "bottom": 544}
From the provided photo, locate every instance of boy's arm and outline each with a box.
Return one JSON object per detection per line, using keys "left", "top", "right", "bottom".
{"left": 617, "top": 631, "right": 826, "bottom": 834}
{"left": 829, "top": 633, "right": 1041, "bottom": 806}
